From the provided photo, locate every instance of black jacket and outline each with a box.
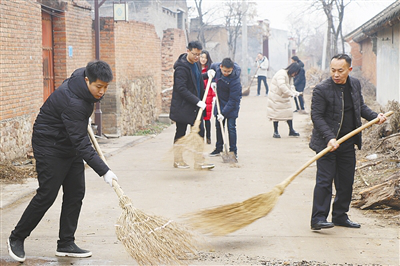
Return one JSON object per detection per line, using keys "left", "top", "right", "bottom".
{"left": 293, "top": 60, "right": 306, "bottom": 92}
{"left": 169, "top": 53, "right": 205, "bottom": 124}
{"left": 210, "top": 62, "right": 242, "bottom": 118}
{"left": 309, "top": 76, "right": 377, "bottom": 153}
{"left": 32, "top": 67, "right": 109, "bottom": 176}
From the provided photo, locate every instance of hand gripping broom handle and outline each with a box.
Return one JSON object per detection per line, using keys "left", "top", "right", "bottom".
{"left": 87, "top": 125, "right": 125, "bottom": 198}
{"left": 278, "top": 111, "right": 394, "bottom": 190}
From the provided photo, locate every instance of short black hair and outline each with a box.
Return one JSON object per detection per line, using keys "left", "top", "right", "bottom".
{"left": 331, "top": 53, "right": 352, "bottom": 66}
{"left": 291, "top": 55, "right": 299, "bottom": 62}
{"left": 187, "top": 41, "right": 203, "bottom": 51}
{"left": 285, "top": 62, "right": 301, "bottom": 76}
{"left": 221, "top": 58, "right": 234, "bottom": 69}
{"left": 86, "top": 60, "right": 113, "bottom": 83}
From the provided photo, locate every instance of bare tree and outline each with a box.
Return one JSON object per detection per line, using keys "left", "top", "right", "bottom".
{"left": 288, "top": 16, "right": 314, "bottom": 55}
{"left": 191, "top": 0, "right": 221, "bottom": 49}
{"left": 311, "top": 0, "right": 351, "bottom": 67}
{"left": 222, "top": 0, "right": 256, "bottom": 60}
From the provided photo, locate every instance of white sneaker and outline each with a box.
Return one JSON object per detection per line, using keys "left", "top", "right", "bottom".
{"left": 173, "top": 161, "right": 190, "bottom": 169}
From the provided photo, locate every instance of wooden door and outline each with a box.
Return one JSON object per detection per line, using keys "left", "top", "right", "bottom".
{"left": 42, "top": 11, "right": 54, "bottom": 101}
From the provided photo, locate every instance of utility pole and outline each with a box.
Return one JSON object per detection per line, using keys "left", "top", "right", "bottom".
{"left": 241, "top": 0, "right": 248, "bottom": 86}
{"left": 94, "top": 0, "right": 106, "bottom": 136}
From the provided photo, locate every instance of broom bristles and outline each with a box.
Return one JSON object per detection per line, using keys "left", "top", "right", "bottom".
{"left": 115, "top": 195, "right": 199, "bottom": 265}
{"left": 186, "top": 185, "right": 285, "bottom": 236}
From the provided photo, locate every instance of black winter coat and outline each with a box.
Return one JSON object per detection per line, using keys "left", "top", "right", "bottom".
{"left": 32, "top": 67, "right": 109, "bottom": 176}
{"left": 309, "top": 76, "right": 378, "bottom": 153}
{"left": 211, "top": 62, "right": 242, "bottom": 118}
{"left": 169, "top": 53, "right": 205, "bottom": 124}
{"left": 293, "top": 61, "right": 306, "bottom": 92}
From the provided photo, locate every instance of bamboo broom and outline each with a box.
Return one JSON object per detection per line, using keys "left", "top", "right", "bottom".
{"left": 186, "top": 111, "right": 394, "bottom": 236}
{"left": 88, "top": 125, "right": 198, "bottom": 265}
{"left": 174, "top": 76, "right": 212, "bottom": 161}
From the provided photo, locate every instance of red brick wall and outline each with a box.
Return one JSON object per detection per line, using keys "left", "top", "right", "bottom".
{"left": 347, "top": 37, "right": 377, "bottom": 86}
{"left": 161, "top": 28, "right": 187, "bottom": 113}
{"left": 99, "top": 18, "right": 163, "bottom": 135}
{"left": 0, "top": 0, "right": 42, "bottom": 121}
{"left": 0, "top": 0, "right": 43, "bottom": 160}
{"left": 53, "top": 1, "right": 93, "bottom": 88}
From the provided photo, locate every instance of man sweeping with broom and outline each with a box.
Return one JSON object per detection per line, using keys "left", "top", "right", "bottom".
{"left": 170, "top": 40, "right": 215, "bottom": 170}
{"left": 7, "top": 60, "right": 118, "bottom": 262}
{"left": 309, "top": 54, "right": 387, "bottom": 230}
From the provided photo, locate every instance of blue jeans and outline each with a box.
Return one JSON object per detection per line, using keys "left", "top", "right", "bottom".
{"left": 257, "top": 76, "right": 268, "bottom": 95}
{"left": 215, "top": 117, "right": 237, "bottom": 153}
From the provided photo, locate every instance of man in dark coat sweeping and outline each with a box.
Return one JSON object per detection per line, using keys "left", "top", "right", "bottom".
{"left": 209, "top": 58, "right": 242, "bottom": 160}
{"left": 7, "top": 60, "right": 118, "bottom": 262}
{"left": 169, "top": 40, "right": 215, "bottom": 170}
{"left": 309, "top": 54, "right": 386, "bottom": 231}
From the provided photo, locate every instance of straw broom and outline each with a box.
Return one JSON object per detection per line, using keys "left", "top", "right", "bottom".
{"left": 174, "top": 77, "right": 212, "bottom": 159}
{"left": 186, "top": 111, "right": 394, "bottom": 236}
{"left": 88, "top": 125, "right": 199, "bottom": 265}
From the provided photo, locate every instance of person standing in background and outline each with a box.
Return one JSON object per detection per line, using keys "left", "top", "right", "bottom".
{"left": 256, "top": 53, "right": 269, "bottom": 96}
{"left": 266, "top": 62, "right": 301, "bottom": 138}
{"left": 291, "top": 56, "right": 307, "bottom": 114}
{"left": 198, "top": 50, "right": 215, "bottom": 144}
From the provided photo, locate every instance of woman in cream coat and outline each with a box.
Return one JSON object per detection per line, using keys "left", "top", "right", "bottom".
{"left": 267, "top": 63, "right": 301, "bottom": 138}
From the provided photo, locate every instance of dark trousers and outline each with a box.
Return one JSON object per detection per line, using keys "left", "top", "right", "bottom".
{"left": 257, "top": 76, "right": 268, "bottom": 95}
{"left": 294, "top": 95, "right": 305, "bottom": 110}
{"left": 311, "top": 140, "right": 356, "bottom": 224}
{"left": 215, "top": 117, "right": 237, "bottom": 153}
{"left": 204, "top": 119, "right": 211, "bottom": 140}
{"left": 11, "top": 155, "right": 85, "bottom": 248}
{"left": 173, "top": 120, "right": 204, "bottom": 143}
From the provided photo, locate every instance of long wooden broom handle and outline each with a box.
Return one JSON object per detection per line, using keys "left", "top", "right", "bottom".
{"left": 214, "top": 87, "right": 229, "bottom": 146}
{"left": 87, "top": 125, "right": 125, "bottom": 198}
{"left": 194, "top": 75, "right": 213, "bottom": 123}
{"left": 278, "top": 111, "right": 394, "bottom": 189}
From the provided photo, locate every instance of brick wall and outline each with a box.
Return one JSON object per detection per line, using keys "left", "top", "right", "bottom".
{"left": 160, "top": 28, "right": 187, "bottom": 113}
{"left": 53, "top": 1, "right": 93, "bottom": 87}
{"left": 0, "top": 0, "right": 43, "bottom": 161}
{"left": 99, "top": 18, "right": 163, "bottom": 135}
{"left": 0, "top": 0, "right": 94, "bottom": 161}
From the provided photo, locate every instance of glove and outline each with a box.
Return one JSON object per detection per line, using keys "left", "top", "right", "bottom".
{"left": 207, "top": 69, "right": 215, "bottom": 79}
{"left": 197, "top": 101, "right": 206, "bottom": 110}
{"left": 103, "top": 170, "right": 118, "bottom": 187}
{"left": 211, "top": 82, "right": 217, "bottom": 90}
{"left": 293, "top": 91, "right": 300, "bottom": 97}
{"left": 217, "top": 114, "right": 224, "bottom": 121}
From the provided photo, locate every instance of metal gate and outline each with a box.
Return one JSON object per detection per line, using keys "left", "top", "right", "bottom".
{"left": 42, "top": 11, "right": 54, "bottom": 101}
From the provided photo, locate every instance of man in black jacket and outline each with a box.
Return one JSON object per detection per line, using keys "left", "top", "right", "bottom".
{"left": 7, "top": 60, "right": 118, "bottom": 262}
{"left": 169, "top": 41, "right": 215, "bottom": 170}
{"left": 309, "top": 54, "right": 386, "bottom": 231}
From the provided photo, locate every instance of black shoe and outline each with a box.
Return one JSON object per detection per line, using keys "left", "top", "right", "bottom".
{"left": 333, "top": 219, "right": 361, "bottom": 228}
{"left": 273, "top": 132, "right": 281, "bottom": 138}
{"left": 56, "top": 243, "right": 92, "bottom": 258}
{"left": 207, "top": 138, "right": 211, "bottom": 144}
{"left": 7, "top": 237, "right": 26, "bottom": 262}
{"left": 311, "top": 220, "right": 334, "bottom": 230}
{"left": 209, "top": 149, "right": 222, "bottom": 156}
{"left": 289, "top": 130, "right": 300, "bottom": 137}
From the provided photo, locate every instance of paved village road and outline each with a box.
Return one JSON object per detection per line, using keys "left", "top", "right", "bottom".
{"left": 1, "top": 89, "right": 398, "bottom": 265}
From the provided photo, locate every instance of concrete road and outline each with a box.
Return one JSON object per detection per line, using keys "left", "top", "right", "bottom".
{"left": 1, "top": 89, "right": 398, "bottom": 265}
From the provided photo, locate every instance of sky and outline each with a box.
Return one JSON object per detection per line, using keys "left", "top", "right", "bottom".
{"left": 186, "top": 0, "right": 397, "bottom": 34}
